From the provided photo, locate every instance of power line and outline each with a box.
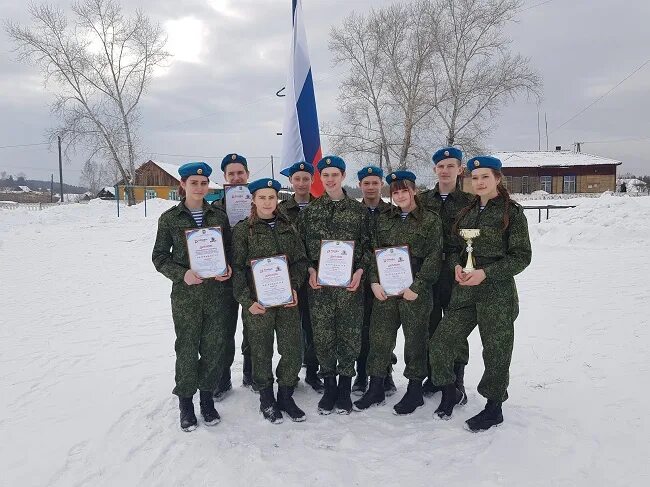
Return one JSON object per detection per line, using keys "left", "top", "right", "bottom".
{"left": 149, "top": 152, "right": 277, "bottom": 160}
{"left": 519, "top": 0, "right": 556, "bottom": 12}
{"left": 0, "top": 142, "right": 50, "bottom": 150}
{"left": 580, "top": 136, "right": 650, "bottom": 145}
{"left": 550, "top": 59, "right": 650, "bottom": 134}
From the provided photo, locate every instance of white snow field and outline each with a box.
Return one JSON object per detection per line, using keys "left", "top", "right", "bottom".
{"left": 1, "top": 195, "right": 649, "bottom": 487}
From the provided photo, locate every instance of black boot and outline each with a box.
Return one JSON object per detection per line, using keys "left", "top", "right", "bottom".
{"left": 454, "top": 363, "right": 467, "bottom": 405}
{"left": 422, "top": 378, "right": 442, "bottom": 397}
{"left": 466, "top": 400, "right": 503, "bottom": 432}
{"left": 199, "top": 390, "right": 221, "bottom": 426}
{"left": 179, "top": 396, "right": 198, "bottom": 432}
{"left": 242, "top": 355, "right": 255, "bottom": 390}
{"left": 434, "top": 383, "right": 466, "bottom": 420}
{"left": 393, "top": 379, "right": 425, "bottom": 415}
{"left": 305, "top": 366, "right": 324, "bottom": 393}
{"left": 259, "top": 387, "right": 283, "bottom": 424}
{"left": 213, "top": 368, "right": 233, "bottom": 402}
{"left": 351, "top": 373, "right": 368, "bottom": 396}
{"left": 317, "top": 377, "right": 338, "bottom": 415}
{"left": 335, "top": 376, "right": 353, "bottom": 414}
{"left": 353, "top": 376, "right": 385, "bottom": 411}
{"left": 277, "top": 386, "right": 306, "bottom": 422}
{"left": 384, "top": 372, "right": 397, "bottom": 397}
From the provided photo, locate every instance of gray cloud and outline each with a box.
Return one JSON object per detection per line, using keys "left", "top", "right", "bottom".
{"left": 1, "top": 0, "right": 649, "bottom": 186}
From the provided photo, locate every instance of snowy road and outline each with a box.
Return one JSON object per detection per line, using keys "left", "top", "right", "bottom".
{"left": 1, "top": 196, "right": 648, "bottom": 486}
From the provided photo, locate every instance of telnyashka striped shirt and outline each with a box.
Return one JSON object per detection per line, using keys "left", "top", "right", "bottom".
{"left": 190, "top": 209, "right": 204, "bottom": 227}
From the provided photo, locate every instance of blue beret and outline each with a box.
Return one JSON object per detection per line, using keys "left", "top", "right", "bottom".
{"left": 432, "top": 147, "right": 463, "bottom": 164}
{"left": 280, "top": 161, "right": 314, "bottom": 178}
{"left": 466, "top": 156, "right": 502, "bottom": 172}
{"left": 248, "top": 178, "right": 281, "bottom": 194}
{"left": 386, "top": 170, "right": 417, "bottom": 184}
{"left": 178, "top": 162, "right": 212, "bottom": 178}
{"left": 316, "top": 155, "right": 346, "bottom": 173}
{"left": 357, "top": 166, "right": 383, "bottom": 181}
{"left": 221, "top": 153, "right": 248, "bottom": 172}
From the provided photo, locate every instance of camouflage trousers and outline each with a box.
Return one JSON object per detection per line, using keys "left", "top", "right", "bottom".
{"left": 367, "top": 289, "right": 433, "bottom": 381}
{"left": 220, "top": 288, "right": 249, "bottom": 382}
{"left": 298, "top": 283, "right": 318, "bottom": 368}
{"left": 429, "top": 260, "right": 470, "bottom": 366}
{"left": 429, "top": 293, "right": 518, "bottom": 402}
{"left": 243, "top": 306, "right": 302, "bottom": 389}
{"left": 308, "top": 286, "right": 363, "bottom": 378}
{"left": 170, "top": 281, "right": 230, "bottom": 397}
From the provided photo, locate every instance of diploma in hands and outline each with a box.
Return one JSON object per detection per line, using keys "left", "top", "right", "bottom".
{"left": 317, "top": 240, "right": 355, "bottom": 287}
{"left": 184, "top": 227, "right": 228, "bottom": 278}
{"left": 224, "top": 184, "right": 252, "bottom": 226}
{"left": 251, "top": 255, "right": 295, "bottom": 308}
{"left": 375, "top": 245, "right": 414, "bottom": 297}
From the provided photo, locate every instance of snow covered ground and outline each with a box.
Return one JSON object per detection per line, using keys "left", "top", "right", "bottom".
{"left": 1, "top": 194, "right": 649, "bottom": 486}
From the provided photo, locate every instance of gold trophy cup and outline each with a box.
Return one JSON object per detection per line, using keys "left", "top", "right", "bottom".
{"left": 459, "top": 229, "right": 481, "bottom": 273}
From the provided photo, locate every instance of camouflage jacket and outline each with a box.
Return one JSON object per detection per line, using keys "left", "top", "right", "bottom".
{"left": 370, "top": 204, "right": 443, "bottom": 295}
{"left": 297, "top": 191, "right": 370, "bottom": 274}
{"left": 152, "top": 199, "right": 231, "bottom": 283}
{"left": 278, "top": 194, "right": 315, "bottom": 225}
{"left": 362, "top": 198, "right": 394, "bottom": 236}
{"left": 232, "top": 212, "right": 308, "bottom": 309}
{"left": 419, "top": 184, "right": 474, "bottom": 256}
{"left": 450, "top": 196, "right": 532, "bottom": 282}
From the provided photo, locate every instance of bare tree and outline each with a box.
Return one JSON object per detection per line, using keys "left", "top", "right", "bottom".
{"left": 329, "top": 2, "right": 437, "bottom": 173}
{"left": 5, "top": 0, "right": 169, "bottom": 205}
{"left": 429, "top": 0, "right": 542, "bottom": 148}
{"left": 328, "top": 0, "right": 542, "bottom": 175}
{"left": 79, "top": 158, "right": 112, "bottom": 194}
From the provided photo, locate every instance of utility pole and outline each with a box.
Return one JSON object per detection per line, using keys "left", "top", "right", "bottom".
{"left": 379, "top": 142, "right": 383, "bottom": 171}
{"left": 270, "top": 155, "right": 275, "bottom": 179}
{"left": 58, "top": 136, "right": 64, "bottom": 203}
{"left": 575, "top": 142, "right": 582, "bottom": 153}
{"left": 50, "top": 174, "right": 54, "bottom": 203}
{"left": 537, "top": 107, "right": 541, "bottom": 151}
{"left": 544, "top": 113, "right": 549, "bottom": 151}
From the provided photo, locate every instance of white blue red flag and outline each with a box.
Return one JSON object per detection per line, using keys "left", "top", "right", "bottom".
{"left": 281, "top": 0, "right": 324, "bottom": 196}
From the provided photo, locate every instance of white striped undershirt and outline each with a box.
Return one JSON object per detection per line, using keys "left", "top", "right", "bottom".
{"left": 440, "top": 193, "right": 449, "bottom": 202}
{"left": 190, "top": 209, "right": 203, "bottom": 227}
{"left": 400, "top": 211, "right": 409, "bottom": 221}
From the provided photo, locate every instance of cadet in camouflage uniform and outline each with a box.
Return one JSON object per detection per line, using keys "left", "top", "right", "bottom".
{"left": 354, "top": 166, "right": 398, "bottom": 397}
{"left": 212, "top": 153, "right": 254, "bottom": 399}
{"left": 297, "top": 155, "right": 370, "bottom": 415}
{"left": 419, "top": 147, "right": 473, "bottom": 398}
{"left": 152, "top": 162, "right": 234, "bottom": 432}
{"left": 430, "top": 156, "right": 532, "bottom": 431}
{"left": 232, "top": 178, "right": 308, "bottom": 424}
{"left": 354, "top": 171, "right": 443, "bottom": 415}
{"left": 278, "top": 161, "right": 323, "bottom": 393}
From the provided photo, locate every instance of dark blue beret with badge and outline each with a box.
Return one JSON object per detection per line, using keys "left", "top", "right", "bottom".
{"left": 466, "top": 156, "right": 502, "bottom": 172}
{"left": 386, "top": 170, "right": 417, "bottom": 184}
{"left": 432, "top": 147, "right": 463, "bottom": 164}
{"left": 357, "top": 166, "right": 383, "bottom": 181}
{"left": 178, "top": 161, "right": 212, "bottom": 178}
{"left": 248, "top": 178, "right": 281, "bottom": 194}
{"left": 280, "top": 161, "right": 315, "bottom": 178}
{"left": 221, "top": 153, "right": 248, "bottom": 172}
{"left": 316, "top": 155, "right": 346, "bottom": 173}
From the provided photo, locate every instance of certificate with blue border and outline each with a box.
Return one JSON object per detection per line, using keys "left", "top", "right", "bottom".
{"left": 250, "top": 254, "right": 295, "bottom": 308}
{"left": 317, "top": 240, "right": 355, "bottom": 287}
{"left": 375, "top": 245, "right": 413, "bottom": 297}
{"left": 185, "top": 226, "right": 228, "bottom": 278}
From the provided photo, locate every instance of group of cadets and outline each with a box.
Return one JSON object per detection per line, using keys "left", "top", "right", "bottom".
{"left": 152, "top": 147, "right": 532, "bottom": 434}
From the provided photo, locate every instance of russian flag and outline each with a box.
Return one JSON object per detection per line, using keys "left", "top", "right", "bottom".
{"left": 281, "top": 0, "right": 323, "bottom": 196}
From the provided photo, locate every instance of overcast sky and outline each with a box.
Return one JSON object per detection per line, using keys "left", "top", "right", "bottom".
{"left": 1, "top": 0, "right": 649, "bottom": 187}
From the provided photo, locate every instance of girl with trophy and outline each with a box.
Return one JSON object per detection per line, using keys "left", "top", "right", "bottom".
{"left": 152, "top": 162, "right": 234, "bottom": 432}
{"left": 428, "top": 156, "right": 532, "bottom": 431}
{"left": 354, "top": 171, "right": 443, "bottom": 416}
{"left": 231, "top": 178, "right": 308, "bottom": 424}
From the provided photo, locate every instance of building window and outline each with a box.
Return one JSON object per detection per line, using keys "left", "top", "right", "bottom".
{"left": 168, "top": 190, "right": 179, "bottom": 201}
{"left": 504, "top": 176, "right": 513, "bottom": 190}
{"left": 563, "top": 175, "right": 576, "bottom": 194}
{"left": 522, "top": 176, "right": 530, "bottom": 194}
{"left": 541, "top": 176, "right": 552, "bottom": 193}
{"left": 145, "top": 189, "right": 158, "bottom": 199}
